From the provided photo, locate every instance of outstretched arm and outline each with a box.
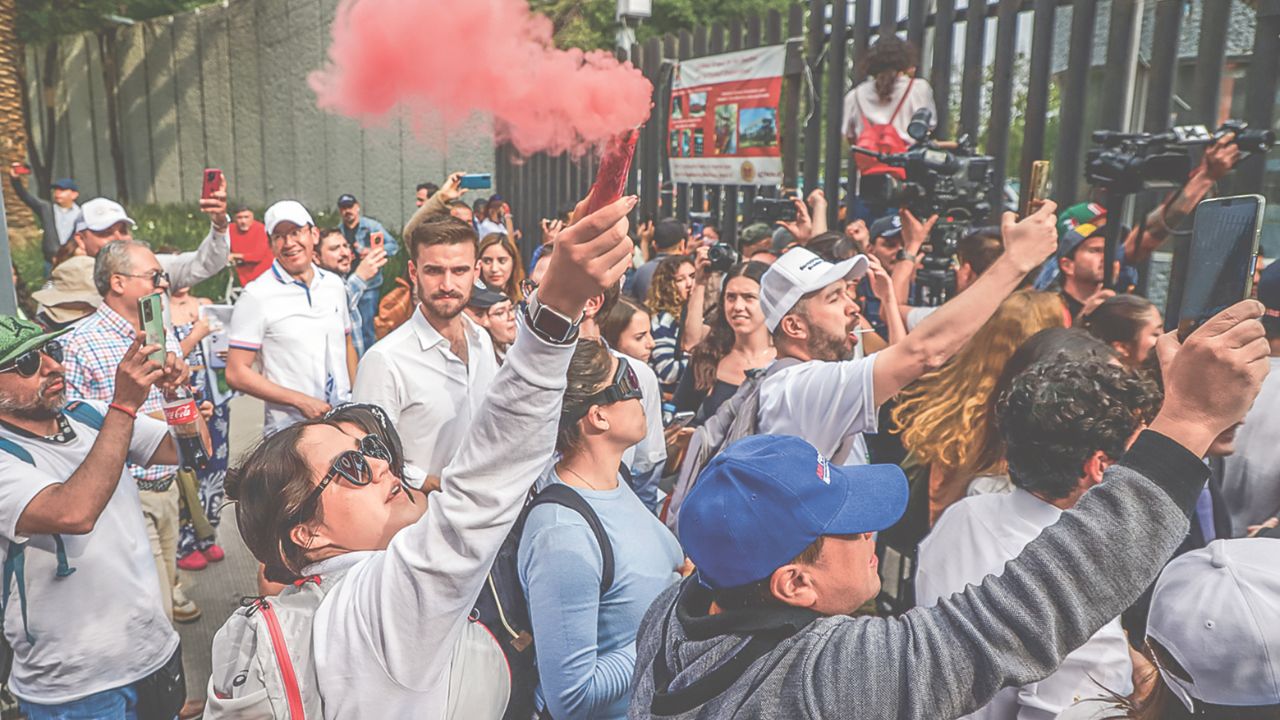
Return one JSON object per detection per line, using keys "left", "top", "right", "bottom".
{"left": 325, "top": 195, "right": 638, "bottom": 691}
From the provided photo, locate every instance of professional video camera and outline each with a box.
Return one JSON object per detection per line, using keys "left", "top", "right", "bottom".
{"left": 1086, "top": 120, "right": 1274, "bottom": 194}
{"left": 855, "top": 109, "right": 996, "bottom": 222}
{"left": 852, "top": 110, "right": 997, "bottom": 306}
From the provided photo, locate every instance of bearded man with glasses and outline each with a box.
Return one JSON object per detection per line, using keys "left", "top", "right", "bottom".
{"left": 0, "top": 314, "right": 198, "bottom": 718}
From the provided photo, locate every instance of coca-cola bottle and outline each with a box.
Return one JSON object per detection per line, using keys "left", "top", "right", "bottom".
{"left": 162, "top": 385, "right": 208, "bottom": 470}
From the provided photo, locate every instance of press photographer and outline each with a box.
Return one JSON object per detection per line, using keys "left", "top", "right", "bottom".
{"left": 854, "top": 108, "right": 996, "bottom": 308}
{"left": 1037, "top": 120, "right": 1272, "bottom": 308}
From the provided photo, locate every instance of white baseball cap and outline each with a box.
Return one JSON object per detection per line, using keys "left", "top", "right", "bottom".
{"left": 79, "top": 198, "right": 136, "bottom": 233}
{"left": 264, "top": 200, "right": 315, "bottom": 236}
{"left": 1147, "top": 538, "right": 1280, "bottom": 711}
{"left": 759, "top": 247, "right": 869, "bottom": 332}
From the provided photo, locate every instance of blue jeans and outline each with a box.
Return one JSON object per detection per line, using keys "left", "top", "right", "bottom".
{"left": 357, "top": 284, "right": 379, "bottom": 352}
{"left": 21, "top": 683, "right": 139, "bottom": 720}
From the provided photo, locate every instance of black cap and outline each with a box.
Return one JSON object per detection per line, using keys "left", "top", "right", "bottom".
{"left": 468, "top": 283, "right": 509, "bottom": 310}
{"left": 869, "top": 214, "right": 902, "bottom": 241}
{"left": 337, "top": 194, "right": 358, "bottom": 208}
{"left": 654, "top": 218, "right": 688, "bottom": 250}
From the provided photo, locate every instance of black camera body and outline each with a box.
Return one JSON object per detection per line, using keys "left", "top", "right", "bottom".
{"left": 752, "top": 197, "right": 797, "bottom": 224}
{"left": 707, "top": 242, "right": 740, "bottom": 273}
{"left": 857, "top": 110, "right": 995, "bottom": 222}
{"left": 1086, "top": 120, "right": 1274, "bottom": 193}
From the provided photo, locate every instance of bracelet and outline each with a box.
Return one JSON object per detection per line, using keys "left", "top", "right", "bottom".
{"left": 108, "top": 402, "right": 137, "bottom": 420}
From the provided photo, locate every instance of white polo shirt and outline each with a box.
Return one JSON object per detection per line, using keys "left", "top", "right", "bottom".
{"left": 0, "top": 403, "right": 177, "bottom": 704}
{"left": 228, "top": 261, "right": 353, "bottom": 434}
{"left": 756, "top": 354, "right": 878, "bottom": 465}
{"left": 352, "top": 306, "right": 499, "bottom": 475}
{"left": 916, "top": 488, "right": 1133, "bottom": 718}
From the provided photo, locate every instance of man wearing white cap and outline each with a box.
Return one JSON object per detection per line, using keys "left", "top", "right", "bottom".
{"left": 754, "top": 202, "right": 1059, "bottom": 466}
{"left": 226, "top": 201, "right": 355, "bottom": 435}
{"left": 71, "top": 182, "right": 229, "bottom": 291}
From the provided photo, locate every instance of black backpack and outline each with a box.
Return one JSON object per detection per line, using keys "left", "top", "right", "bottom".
{"left": 473, "top": 477, "right": 621, "bottom": 720}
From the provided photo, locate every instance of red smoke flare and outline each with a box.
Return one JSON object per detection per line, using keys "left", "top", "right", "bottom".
{"left": 309, "top": 0, "right": 653, "bottom": 158}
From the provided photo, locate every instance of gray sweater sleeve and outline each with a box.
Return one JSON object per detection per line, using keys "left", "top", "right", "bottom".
{"left": 805, "top": 430, "right": 1207, "bottom": 719}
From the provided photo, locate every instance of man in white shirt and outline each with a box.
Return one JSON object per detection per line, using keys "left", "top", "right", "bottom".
{"left": 754, "top": 202, "right": 1059, "bottom": 465}
{"left": 70, "top": 185, "right": 230, "bottom": 291}
{"left": 0, "top": 315, "right": 190, "bottom": 716}
{"left": 917, "top": 356, "right": 1163, "bottom": 719}
{"left": 353, "top": 218, "right": 499, "bottom": 475}
{"left": 1219, "top": 261, "right": 1280, "bottom": 534}
{"left": 227, "top": 201, "right": 356, "bottom": 435}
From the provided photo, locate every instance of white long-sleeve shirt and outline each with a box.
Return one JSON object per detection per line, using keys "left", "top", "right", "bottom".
{"left": 306, "top": 315, "right": 573, "bottom": 719}
{"left": 916, "top": 488, "right": 1133, "bottom": 720}
{"left": 157, "top": 224, "right": 230, "bottom": 291}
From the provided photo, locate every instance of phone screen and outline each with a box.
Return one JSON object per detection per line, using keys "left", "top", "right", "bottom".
{"left": 138, "top": 294, "right": 168, "bottom": 365}
{"left": 1175, "top": 195, "right": 1264, "bottom": 334}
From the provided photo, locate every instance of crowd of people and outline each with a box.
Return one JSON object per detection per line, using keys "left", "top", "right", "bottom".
{"left": 0, "top": 33, "right": 1277, "bottom": 720}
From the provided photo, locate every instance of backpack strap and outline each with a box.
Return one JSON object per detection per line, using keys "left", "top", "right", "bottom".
{"left": 526, "top": 484, "right": 616, "bottom": 594}
{"left": 887, "top": 77, "right": 915, "bottom": 124}
{"left": 62, "top": 401, "right": 105, "bottom": 431}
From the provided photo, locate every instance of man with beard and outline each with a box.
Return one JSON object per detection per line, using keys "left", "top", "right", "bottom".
{"left": 352, "top": 218, "right": 499, "bottom": 475}
{"left": 0, "top": 316, "right": 191, "bottom": 716}
{"left": 227, "top": 201, "right": 356, "bottom": 435}
{"left": 755, "top": 202, "right": 1059, "bottom": 465}
{"left": 316, "top": 227, "right": 388, "bottom": 356}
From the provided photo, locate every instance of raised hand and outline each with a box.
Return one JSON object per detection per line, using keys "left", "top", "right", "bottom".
{"left": 436, "top": 172, "right": 468, "bottom": 204}
{"left": 356, "top": 247, "right": 389, "bottom": 282}
{"left": 1150, "top": 300, "right": 1270, "bottom": 457}
{"left": 113, "top": 336, "right": 165, "bottom": 413}
{"left": 200, "top": 174, "right": 229, "bottom": 232}
{"left": 899, "top": 209, "right": 938, "bottom": 257}
{"left": 999, "top": 201, "right": 1058, "bottom": 275}
{"left": 778, "top": 197, "right": 814, "bottom": 244}
{"left": 537, "top": 196, "right": 636, "bottom": 320}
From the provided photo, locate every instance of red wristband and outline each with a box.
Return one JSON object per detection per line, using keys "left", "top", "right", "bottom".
{"left": 108, "top": 402, "right": 137, "bottom": 420}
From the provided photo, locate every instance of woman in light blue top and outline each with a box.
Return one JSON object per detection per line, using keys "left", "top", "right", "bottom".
{"left": 519, "top": 339, "right": 684, "bottom": 720}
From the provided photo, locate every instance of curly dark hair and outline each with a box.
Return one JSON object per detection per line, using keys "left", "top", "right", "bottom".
{"left": 997, "top": 357, "right": 1161, "bottom": 500}
{"left": 860, "top": 36, "right": 919, "bottom": 103}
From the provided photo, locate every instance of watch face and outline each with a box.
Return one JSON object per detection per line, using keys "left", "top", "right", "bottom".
{"left": 529, "top": 301, "right": 576, "bottom": 341}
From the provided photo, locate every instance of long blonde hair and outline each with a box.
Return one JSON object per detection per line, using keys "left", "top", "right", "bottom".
{"left": 891, "top": 290, "right": 1067, "bottom": 478}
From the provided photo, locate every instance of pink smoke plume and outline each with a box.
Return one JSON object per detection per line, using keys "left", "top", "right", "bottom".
{"left": 308, "top": 0, "right": 653, "bottom": 157}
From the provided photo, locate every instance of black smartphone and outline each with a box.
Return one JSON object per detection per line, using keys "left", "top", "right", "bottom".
{"left": 1172, "top": 195, "right": 1265, "bottom": 337}
{"left": 754, "top": 197, "right": 797, "bottom": 224}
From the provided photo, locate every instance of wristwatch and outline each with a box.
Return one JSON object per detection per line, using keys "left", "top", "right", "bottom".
{"left": 895, "top": 249, "right": 918, "bottom": 264}
{"left": 523, "top": 291, "right": 582, "bottom": 345}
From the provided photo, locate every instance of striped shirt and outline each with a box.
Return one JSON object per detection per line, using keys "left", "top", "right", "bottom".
{"left": 648, "top": 310, "right": 686, "bottom": 396}
{"left": 63, "top": 302, "right": 183, "bottom": 483}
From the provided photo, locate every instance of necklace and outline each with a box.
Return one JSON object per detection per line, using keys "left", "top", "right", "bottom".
{"left": 560, "top": 465, "right": 607, "bottom": 492}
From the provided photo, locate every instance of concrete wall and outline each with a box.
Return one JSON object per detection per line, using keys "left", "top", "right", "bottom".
{"left": 25, "top": 0, "right": 495, "bottom": 233}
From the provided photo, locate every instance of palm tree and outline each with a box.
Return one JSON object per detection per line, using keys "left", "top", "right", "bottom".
{"left": 0, "top": 0, "right": 34, "bottom": 228}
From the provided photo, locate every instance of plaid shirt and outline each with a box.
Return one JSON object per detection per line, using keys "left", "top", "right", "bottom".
{"left": 63, "top": 303, "right": 182, "bottom": 483}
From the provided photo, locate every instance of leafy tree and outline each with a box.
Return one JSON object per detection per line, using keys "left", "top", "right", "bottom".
{"left": 529, "top": 0, "right": 796, "bottom": 51}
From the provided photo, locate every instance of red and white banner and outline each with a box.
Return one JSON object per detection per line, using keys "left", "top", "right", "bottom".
{"left": 668, "top": 44, "right": 786, "bottom": 186}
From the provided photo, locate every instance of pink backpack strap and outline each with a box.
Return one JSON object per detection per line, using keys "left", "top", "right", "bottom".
{"left": 887, "top": 77, "right": 915, "bottom": 123}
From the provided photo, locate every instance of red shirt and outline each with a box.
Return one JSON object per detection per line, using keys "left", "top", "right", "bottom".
{"left": 230, "top": 221, "right": 272, "bottom": 286}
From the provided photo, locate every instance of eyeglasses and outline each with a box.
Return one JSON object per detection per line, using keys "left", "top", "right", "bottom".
{"left": 0, "top": 340, "right": 63, "bottom": 378}
{"left": 288, "top": 434, "right": 392, "bottom": 525}
{"left": 487, "top": 305, "right": 514, "bottom": 320}
{"left": 116, "top": 270, "right": 170, "bottom": 288}
{"left": 561, "top": 357, "right": 643, "bottom": 424}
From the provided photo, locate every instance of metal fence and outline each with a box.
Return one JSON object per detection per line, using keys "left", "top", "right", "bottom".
{"left": 498, "top": 0, "right": 1279, "bottom": 258}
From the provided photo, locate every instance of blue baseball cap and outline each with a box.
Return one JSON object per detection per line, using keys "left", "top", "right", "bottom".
{"left": 679, "top": 434, "right": 908, "bottom": 590}
{"left": 51, "top": 178, "right": 77, "bottom": 191}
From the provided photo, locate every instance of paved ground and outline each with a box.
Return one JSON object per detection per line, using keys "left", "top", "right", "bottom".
{"left": 176, "top": 394, "right": 264, "bottom": 702}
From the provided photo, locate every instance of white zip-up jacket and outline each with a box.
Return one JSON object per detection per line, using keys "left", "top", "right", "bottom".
{"left": 305, "top": 316, "right": 572, "bottom": 719}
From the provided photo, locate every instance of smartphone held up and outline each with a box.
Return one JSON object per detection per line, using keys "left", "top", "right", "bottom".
{"left": 1169, "top": 195, "right": 1265, "bottom": 337}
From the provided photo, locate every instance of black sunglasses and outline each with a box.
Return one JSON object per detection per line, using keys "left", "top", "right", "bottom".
{"left": 288, "top": 434, "right": 393, "bottom": 524}
{"left": 0, "top": 340, "right": 63, "bottom": 378}
{"left": 562, "top": 357, "right": 643, "bottom": 424}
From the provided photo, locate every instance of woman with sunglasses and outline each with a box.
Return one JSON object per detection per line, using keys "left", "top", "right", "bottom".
{"left": 210, "top": 196, "right": 637, "bottom": 718}
{"left": 519, "top": 339, "right": 684, "bottom": 720}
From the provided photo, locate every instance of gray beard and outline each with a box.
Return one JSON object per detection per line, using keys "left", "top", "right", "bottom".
{"left": 0, "top": 392, "right": 63, "bottom": 421}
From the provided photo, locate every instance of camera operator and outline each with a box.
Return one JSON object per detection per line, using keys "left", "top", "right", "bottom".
{"left": 1124, "top": 133, "right": 1241, "bottom": 265}
{"left": 892, "top": 218, "right": 1005, "bottom": 331}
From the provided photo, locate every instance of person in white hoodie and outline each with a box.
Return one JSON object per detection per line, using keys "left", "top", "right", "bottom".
{"left": 211, "top": 195, "right": 635, "bottom": 719}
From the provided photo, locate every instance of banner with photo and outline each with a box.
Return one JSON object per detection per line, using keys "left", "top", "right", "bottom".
{"left": 668, "top": 44, "right": 786, "bottom": 186}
